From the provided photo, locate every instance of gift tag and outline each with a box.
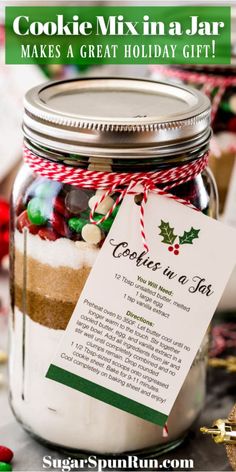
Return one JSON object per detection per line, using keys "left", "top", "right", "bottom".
{"left": 46, "top": 191, "right": 236, "bottom": 426}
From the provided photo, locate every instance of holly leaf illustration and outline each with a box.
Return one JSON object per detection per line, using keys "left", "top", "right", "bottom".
{"left": 179, "top": 227, "right": 200, "bottom": 245}
{"left": 159, "top": 220, "right": 177, "bottom": 245}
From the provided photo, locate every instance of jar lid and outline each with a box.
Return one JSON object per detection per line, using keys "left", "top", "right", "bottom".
{"left": 23, "top": 77, "right": 211, "bottom": 158}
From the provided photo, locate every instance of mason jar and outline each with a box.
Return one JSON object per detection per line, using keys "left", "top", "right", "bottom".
{"left": 9, "top": 78, "right": 217, "bottom": 456}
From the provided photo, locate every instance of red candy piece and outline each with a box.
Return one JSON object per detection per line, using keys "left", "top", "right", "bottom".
{"left": 228, "top": 117, "right": 236, "bottom": 133}
{"left": 2, "top": 230, "right": 9, "bottom": 244}
{"left": 28, "top": 225, "right": 40, "bottom": 235}
{"left": 50, "top": 212, "right": 68, "bottom": 237}
{"left": 53, "top": 196, "right": 70, "bottom": 218}
{"left": 0, "top": 198, "right": 10, "bottom": 263}
{"left": 15, "top": 196, "right": 25, "bottom": 217}
{"left": 0, "top": 199, "right": 9, "bottom": 226}
{"left": 0, "top": 237, "right": 9, "bottom": 263}
{"left": 16, "top": 210, "right": 39, "bottom": 235}
{"left": 38, "top": 228, "right": 59, "bottom": 241}
{"left": 16, "top": 210, "right": 30, "bottom": 232}
{"left": 0, "top": 446, "right": 14, "bottom": 463}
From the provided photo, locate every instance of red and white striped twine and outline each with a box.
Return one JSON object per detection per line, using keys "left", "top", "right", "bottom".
{"left": 162, "top": 422, "right": 169, "bottom": 438}
{"left": 152, "top": 65, "right": 236, "bottom": 123}
{"left": 24, "top": 146, "right": 208, "bottom": 252}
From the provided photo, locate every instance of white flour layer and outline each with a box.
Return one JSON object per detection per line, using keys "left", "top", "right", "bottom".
{"left": 14, "top": 230, "right": 99, "bottom": 269}
{"left": 9, "top": 309, "right": 206, "bottom": 453}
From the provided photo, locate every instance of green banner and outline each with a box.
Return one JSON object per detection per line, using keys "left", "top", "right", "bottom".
{"left": 46, "top": 364, "right": 168, "bottom": 426}
{"left": 5, "top": 6, "right": 231, "bottom": 65}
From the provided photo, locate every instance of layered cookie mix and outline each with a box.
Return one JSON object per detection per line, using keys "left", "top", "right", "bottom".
{"left": 10, "top": 174, "right": 206, "bottom": 453}
{"left": 13, "top": 177, "right": 117, "bottom": 328}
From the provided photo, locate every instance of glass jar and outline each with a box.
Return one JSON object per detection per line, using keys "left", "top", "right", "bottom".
{"left": 9, "top": 78, "right": 217, "bottom": 456}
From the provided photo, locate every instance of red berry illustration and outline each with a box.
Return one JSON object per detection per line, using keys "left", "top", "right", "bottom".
{"left": 174, "top": 244, "right": 179, "bottom": 249}
{"left": 168, "top": 246, "right": 173, "bottom": 252}
{"left": 174, "top": 250, "right": 179, "bottom": 256}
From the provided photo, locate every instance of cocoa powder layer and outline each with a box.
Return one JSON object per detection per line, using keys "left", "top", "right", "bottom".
{"left": 15, "top": 285, "right": 75, "bottom": 329}
{"left": 15, "top": 249, "right": 91, "bottom": 303}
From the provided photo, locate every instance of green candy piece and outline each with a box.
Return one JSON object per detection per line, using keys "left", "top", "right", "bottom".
{"left": 80, "top": 210, "right": 90, "bottom": 220}
{"left": 0, "top": 462, "right": 12, "bottom": 471}
{"left": 78, "top": 210, "right": 115, "bottom": 233}
{"left": 73, "top": 212, "right": 113, "bottom": 233}
{"left": 111, "top": 204, "right": 121, "bottom": 218}
{"left": 211, "top": 87, "right": 219, "bottom": 99}
{"left": 89, "top": 214, "right": 113, "bottom": 232}
{"left": 220, "top": 100, "right": 231, "bottom": 113}
{"left": 91, "top": 214, "right": 111, "bottom": 230}
{"left": 27, "top": 197, "right": 49, "bottom": 225}
{"left": 80, "top": 211, "right": 104, "bottom": 222}
{"left": 68, "top": 217, "right": 87, "bottom": 233}
{"left": 92, "top": 213, "right": 106, "bottom": 222}
{"left": 98, "top": 217, "right": 114, "bottom": 233}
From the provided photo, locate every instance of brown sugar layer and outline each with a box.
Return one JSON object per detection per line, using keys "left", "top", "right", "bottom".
{"left": 14, "top": 250, "right": 91, "bottom": 303}
{"left": 15, "top": 284, "right": 75, "bottom": 329}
